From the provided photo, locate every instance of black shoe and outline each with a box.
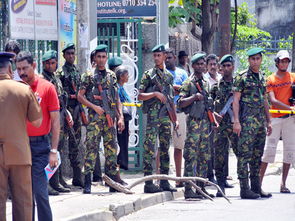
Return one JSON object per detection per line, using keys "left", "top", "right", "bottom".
{"left": 160, "top": 180, "right": 177, "bottom": 192}
{"left": 83, "top": 173, "right": 92, "bottom": 194}
{"left": 240, "top": 178, "right": 260, "bottom": 199}
{"left": 52, "top": 184, "right": 71, "bottom": 193}
{"left": 48, "top": 185, "right": 59, "bottom": 196}
{"left": 144, "top": 182, "right": 163, "bottom": 193}
{"left": 224, "top": 180, "right": 234, "bottom": 188}
{"left": 59, "top": 177, "right": 71, "bottom": 189}
{"left": 184, "top": 188, "right": 203, "bottom": 199}
{"left": 250, "top": 177, "right": 272, "bottom": 198}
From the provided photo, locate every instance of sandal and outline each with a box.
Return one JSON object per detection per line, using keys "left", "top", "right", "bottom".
{"left": 280, "top": 186, "right": 291, "bottom": 193}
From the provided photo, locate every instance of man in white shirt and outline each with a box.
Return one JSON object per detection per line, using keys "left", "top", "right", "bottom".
{"left": 204, "top": 54, "right": 222, "bottom": 88}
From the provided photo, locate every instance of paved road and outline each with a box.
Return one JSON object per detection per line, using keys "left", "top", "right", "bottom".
{"left": 120, "top": 173, "right": 295, "bottom": 221}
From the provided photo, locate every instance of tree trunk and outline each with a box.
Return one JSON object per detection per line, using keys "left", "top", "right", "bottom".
{"left": 201, "top": 0, "right": 219, "bottom": 54}
{"left": 218, "top": 0, "right": 231, "bottom": 56}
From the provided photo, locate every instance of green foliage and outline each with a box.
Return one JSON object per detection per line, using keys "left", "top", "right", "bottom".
{"left": 277, "top": 35, "right": 293, "bottom": 50}
{"left": 232, "top": 2, "right": 272, "bottom": 49}
{"left": 235, "top": 49, "right": 273, "bottom": 77}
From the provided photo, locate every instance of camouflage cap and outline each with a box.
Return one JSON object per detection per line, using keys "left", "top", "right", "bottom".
{"left": 247, "top": 47, "right": 264, "bottom": 57}
{"left": 191, "top": 53, "right": 206, "bottom": 64}
{"left": 152, "top": 44, "right": 166, "bottom": 53}
{"left": 219, "top": 54, "right": 234, "bottom": 64}
{"left": 42, "top": 50, "right": 57, "bottom": 62}
{"left": 62, "top": 43, "right": 75, "bottom": 53}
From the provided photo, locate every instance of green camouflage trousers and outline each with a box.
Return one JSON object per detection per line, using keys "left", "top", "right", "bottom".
{"left": 65, "top": 105, "right": 82, "bottom": 167}
{"left": 214, "top": 122, "right": 238, "bottom": 181}
{"left": 143, "top": 109, "right": 171, "bottom": 175}
{"left": 183, "top": 117, "right": 211, "bottom": 178}
{"left": 84, "top": 112, "right": 118, "bottom": 176}
{"left": 236, "top": 116, "right": 266, "bottom": 180}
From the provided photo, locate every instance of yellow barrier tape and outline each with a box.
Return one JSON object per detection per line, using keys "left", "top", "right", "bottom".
{"left": 111, "top": 102, "right": 142, "bottom": 107}
{"left": 269, "top": 109, "right": 295, "bottom": 114}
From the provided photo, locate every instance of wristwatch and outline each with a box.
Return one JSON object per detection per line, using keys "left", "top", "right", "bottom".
{"left": 50, "top": 149, "right": 58, "bottom": 154}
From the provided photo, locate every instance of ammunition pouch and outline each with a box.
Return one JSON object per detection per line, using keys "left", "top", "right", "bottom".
{"left": 188, "top": 100, "right": 206, "bottom": 119}
{"left": 142, "top": 85, "right": 158, "bottom": 114}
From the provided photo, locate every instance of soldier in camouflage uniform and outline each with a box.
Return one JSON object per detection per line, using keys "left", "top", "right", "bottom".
{"left": 138, "top": 44, "right": 177, "bottom": 193}
{"left": 77, "top": 44, "right": 125, "bottom": 194}
{"left": 56, "top": 43, "right": 83, "bottom": 187}
{"left": 233, "top": 48, "right": 272, "bottom": 199}
{"left": 210, "top": 54, "right": 238, "bottom": 197}
{"left": 178, "top": 53, "right": 214, "bottom": 199}
{"left": 41, "top": 50, "right": 71, "bottom": 195}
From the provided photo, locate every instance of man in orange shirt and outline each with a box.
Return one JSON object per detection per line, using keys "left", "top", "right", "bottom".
{"left": 260, "top": 50, "right": 295, "bottom": 194}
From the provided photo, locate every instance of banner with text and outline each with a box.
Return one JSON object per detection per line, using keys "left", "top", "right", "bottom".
{"left": 9, "top": 0, "right": 58, "bottom": 40}
{"left": 58, "top": 0, "right": 77, "bottom": 66}
{"left": 97, "top": 0, "right": 157, "bottom": 18}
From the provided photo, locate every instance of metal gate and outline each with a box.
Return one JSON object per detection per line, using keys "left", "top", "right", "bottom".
{"left": 97, "top": 18, "right": 144, "bottom": 171}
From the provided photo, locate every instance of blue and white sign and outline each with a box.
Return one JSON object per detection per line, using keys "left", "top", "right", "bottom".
{"left": 97, "top": 0, "right": 157, "bottom": 18}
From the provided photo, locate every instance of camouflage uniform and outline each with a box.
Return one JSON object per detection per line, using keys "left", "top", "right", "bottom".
{"left": 80, "top": 68, "right": 118, "bottom": 177}
{"left": 210, "top": 78, "right": 238, "bottom": 183}
{"left": 233, "top": 69, "right": 266, "bottom": 181}
{"left": 139, "top": 67, "right": 173, "bottom": 176}
{"left": 178, "top": 75, "right": 211, "bottom": 179}
{"left": 56, "top": 63, "right": 82, "bottom": 168}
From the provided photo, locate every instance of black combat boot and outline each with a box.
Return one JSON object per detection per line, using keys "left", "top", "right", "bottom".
{"left": 160, "top": 180, "right": 177, "bottom": 192}
{"left": 83, "top": 173, "right": 92, "bottom": 194}
{"left": 198, "top": 182, "right": 215, "bottom": 198}
{"left": 184, "top": 183, "right": 203, "bottom": 199}
{"left": 48, "top": 184, "right": 59, "bottom": 196}
{"left": 216, "top": 178, "right": 225, "bottom": 197}
{"left": 59, "top": 167, "right": 71, "bottom": 189}
{"left": 240, "top": 178, "right": 260, "bottom": 199}
{"left": 250, "top": 177, "right": 272, "bottom": 198}
{"left": 72, "top": 166, "right": 84, "bottom": 188}
{"left": 144, "top": 180, "right": 163, "bottom": 193}
{"left": 93, "top": 156, "right": 103, "bottom": 182}
{"left": 50, "top": 171, "right": 71, "bottom": 193}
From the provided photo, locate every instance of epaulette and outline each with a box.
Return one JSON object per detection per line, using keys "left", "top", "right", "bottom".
{"left": 238, "top": 69, "right": 248, "bottom": 76}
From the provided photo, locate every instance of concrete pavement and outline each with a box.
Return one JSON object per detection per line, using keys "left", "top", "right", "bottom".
{"left": 6, "top": 141, "right": 292, "bottom": 220}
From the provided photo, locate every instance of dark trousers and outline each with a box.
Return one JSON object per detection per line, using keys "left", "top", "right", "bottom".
{"left": 117, "top": 120, "right": 129, "bottom": 170}
{"left": 30, "top": 136, "right": 52, "bottom": 221}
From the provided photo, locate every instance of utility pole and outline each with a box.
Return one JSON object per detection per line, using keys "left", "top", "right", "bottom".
{"left": 157, "top": 0, "right": 169, "bottom": 46}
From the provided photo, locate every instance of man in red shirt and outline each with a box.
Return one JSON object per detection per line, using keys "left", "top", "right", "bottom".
{"left": 16, "top": 51, "right": 60, "bottom": 221}
{"left": 260, "top": 50, "right": 295, "bottom": 194}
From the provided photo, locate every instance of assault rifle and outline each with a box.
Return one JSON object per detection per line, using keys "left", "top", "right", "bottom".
{"left": 195, "top": 82, "right": 219, "bottom": 128}
{"left": 219, "top": 96, "right": 234, "bottom": 123}
{"left": 151, "top": 74, "right": 180, "bottom": 137}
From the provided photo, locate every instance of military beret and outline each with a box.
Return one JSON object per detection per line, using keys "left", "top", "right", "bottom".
{"left": 220, "top": 54, "right": 234, "bottom": 64}
{"left": 42, "top": 50, "right": 57, "bottom": 62}
{"left": 191, "top": 53, "right": 206, "bottom": 64}
{"left": 62, "top": 43, "right": 75, "bottom": 53}
{"left": 0, "top": 52, "right": 14, "bottom": 63}
{"left": 95, "top": 44, "right": 108, "bottom": 52}
{"left": 246, "top": 47, "right": 264, "bottom": 57}
{"left": 108, "top": 56, "right": 123, "bottom": 68}
{"left": 152, "top": 44, "right": 166, "bottom": 53}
